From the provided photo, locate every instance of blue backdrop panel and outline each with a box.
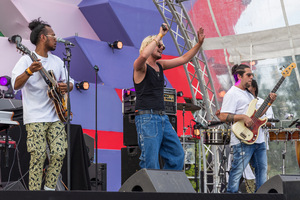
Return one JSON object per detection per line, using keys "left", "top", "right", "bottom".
{"left": 79, "top": 0, "right": 133, "bottom": 46}
{"left": 71, "top": 83, "right": 123, "bottom": 132}
{"left": 73, "top": 37, "right": 137, "bottom": 89}
{"left": 97, "top": 149, "right": 121, "bottom": 191}
{"left": 78, "top": 0, "right": 178, "bottom": 56}
{"left": 53, "top": 37, "right": 102, "bottom": 84}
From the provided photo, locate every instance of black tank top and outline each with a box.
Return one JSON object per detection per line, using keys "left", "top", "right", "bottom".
{"left": 134, "top": 63, "right": 165, "bottom": 111}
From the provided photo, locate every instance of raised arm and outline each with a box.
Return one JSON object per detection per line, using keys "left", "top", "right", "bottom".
{"left": 133, "top": 24, "right": 168, "bottom": 84}
{"left": 159, "top": 27, "right": 205, "bottom": 70}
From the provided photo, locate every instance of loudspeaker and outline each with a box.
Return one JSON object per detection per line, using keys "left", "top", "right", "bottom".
{"left": 123, "top": 114, "right": 177, "bottom": 146}
{"left": 168, "top": 114, "right": 177, "bottom": 132}
{"left": 119, "top": 168, "right": 195, "bottom": 193}
{"left": 121, "top": 147, "right": 141, "bottom": 184}
{"left": 83, "top": 133, "right": 94, "bottom": 164}
{"left": 257, "top": 175, "right": 300, "bottom": 200}
{"left": 123, "top": 113, "right": 137, "bottom": 146}
{"left": 3, "top": 181, "right": 26, "bottom": 191}
{"left": 88, "top": 163, "right": 107, "bottom": 191}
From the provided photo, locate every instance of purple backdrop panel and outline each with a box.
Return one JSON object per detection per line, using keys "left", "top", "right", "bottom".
{"left": 52, "top": 37, "right": 102, "bottom": 84}
{"left": 78, "top": 0, "right": 178, "bottom": 56}
{"left": 70, "top": 83, "right": 123, "bottom": 133}
{"left": 79, "top": 0, "right": 133, "bottom": 46}
{"left": 96, "top": 149, "right": 121, "bottom": 191}
{"left": 71, "top": 37, "right": 138, "bottom": 89}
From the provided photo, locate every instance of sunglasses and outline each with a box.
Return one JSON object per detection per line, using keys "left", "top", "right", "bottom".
{"left": 246, "top": 73, "right": 254, "bottom": 77}
{"left": 158, "top": 44, "right": 165, "bottom": 50}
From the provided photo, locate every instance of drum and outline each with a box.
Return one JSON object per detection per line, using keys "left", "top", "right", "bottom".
{"left": 204, "top": 129, "right": 230, "bottom": 145}
{"left": 268, "top": 128, "right": 300, "bottom": 141}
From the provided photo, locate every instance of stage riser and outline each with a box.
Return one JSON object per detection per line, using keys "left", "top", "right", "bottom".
{"left": 0, "top": 191, "right": 286, "bottom": 200}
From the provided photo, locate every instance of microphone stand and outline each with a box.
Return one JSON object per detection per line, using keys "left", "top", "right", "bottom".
{"left": 93, "top": 65, "right": 99, "bottom": 190}
{"left": 63, "top": 45, "right": 72, "bottom": 190}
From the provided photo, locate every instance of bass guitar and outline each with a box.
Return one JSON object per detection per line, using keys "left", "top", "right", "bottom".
{"left": 14, "top": 42, "right": 70, "bottom": 122}
{"left": 232, "top": 63, "right": 296, "bottom": 144}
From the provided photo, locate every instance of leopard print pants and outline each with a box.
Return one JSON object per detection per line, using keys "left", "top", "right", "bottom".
{"left": 26, "top": 121, "right": 67, "bottom": 190}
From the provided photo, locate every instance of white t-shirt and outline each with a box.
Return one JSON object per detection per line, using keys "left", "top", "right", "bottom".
{"left": 221, "top": 86, "right": 265, "bottom": 146}
{"left": 11, "top": 51, "right": 74, "bottom": 124}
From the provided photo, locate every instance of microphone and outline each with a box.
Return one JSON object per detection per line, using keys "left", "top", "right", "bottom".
{"left": 161, "top": 24, "right": 167, "bottom": 31}
{"left": 56, "top": 37, "right": 75, "bottom": 46}
{"left": 192, "top": 119, "right": 208, "bottom": 129}
{"left": 288, "top": 119, "right": 299, "bottom": 128}
{"left": 207, "top": 121, "right": 224, "bottom": 127}
{"left": 8, "top": 35, "right": 22, "bottom": 45}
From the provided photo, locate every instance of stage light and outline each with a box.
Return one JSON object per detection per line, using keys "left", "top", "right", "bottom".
{"left": 0, "top": 75, "right": 14, "bottom": 99}
{"left": 108, "top": 40, "right": 123, "bottom": 53}
{"left": 0, "top": 76, "right": 11, "bottom": 86}
{"left": 76, "top": 81, "right": 89, "bottom": 91}
{"left": 177, "top": 91, "right": 183, "bottom": 97}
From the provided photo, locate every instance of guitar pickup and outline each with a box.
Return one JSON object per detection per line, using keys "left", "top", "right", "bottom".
{"left": 240, "top": 132, "right": 246, "bottom": 139}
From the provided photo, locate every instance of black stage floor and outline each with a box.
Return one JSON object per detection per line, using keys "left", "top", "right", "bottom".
{"left": 0, "top": 191, "right": 290, "bottom": 200}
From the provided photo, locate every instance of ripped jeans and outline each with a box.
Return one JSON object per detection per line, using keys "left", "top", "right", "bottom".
{"left": 135, "top": 113, "right": 184, "bottom": 170}
{"left": 227, "top": 142, "right": 267, "bottom": 193}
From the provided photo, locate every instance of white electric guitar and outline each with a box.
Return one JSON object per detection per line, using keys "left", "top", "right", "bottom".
{"left": 232, "top": 63, "right": 296, "bottom": 144}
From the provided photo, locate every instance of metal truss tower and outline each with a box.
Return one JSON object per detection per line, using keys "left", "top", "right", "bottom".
{"left": 153, "top": 0, "right": 226, "bottom": 193}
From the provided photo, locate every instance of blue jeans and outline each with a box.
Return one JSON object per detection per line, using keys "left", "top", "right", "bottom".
{"left": 135, "top": 113, "right": 184, "bottom": 170}
{"left": 227, "top": 142, "right": 267, "bottom": 193}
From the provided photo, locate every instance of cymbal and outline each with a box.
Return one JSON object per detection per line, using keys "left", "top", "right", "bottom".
{"left": 177, "top": 103, "right": 201, "bottom": 111}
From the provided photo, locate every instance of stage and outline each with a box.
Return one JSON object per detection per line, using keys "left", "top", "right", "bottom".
{"left": 0, "top": 191, "right": 288, "bottom": 200}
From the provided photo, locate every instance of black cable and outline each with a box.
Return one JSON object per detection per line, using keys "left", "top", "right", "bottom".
{"left": 3, "top": 122, "right": 68, "bottom": 191}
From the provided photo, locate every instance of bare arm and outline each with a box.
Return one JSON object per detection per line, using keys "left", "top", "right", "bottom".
{"left": 14, "top": 61, "right": 43, "bottom": 90}
{"left": 133, "top": 24, "right": 168, "bottom": 84}
{"left": 159, "top": 27, "right": 205, "bottom": 70}
{"left": 218, "top": 113, "right": 254, "bottom": 128}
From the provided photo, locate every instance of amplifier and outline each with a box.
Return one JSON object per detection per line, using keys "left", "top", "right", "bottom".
{"left": 122, "top": 88, "right": 177, "bottom": 115}
{"left": 123, "top": 114, "right": 177, "bottom": 146}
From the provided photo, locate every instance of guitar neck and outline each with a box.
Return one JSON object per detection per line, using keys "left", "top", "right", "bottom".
{"left": 29, "top": 52, "right": 57, "bottom": 87}
{"left": 254, "top": 76, "right": 285, "bottom": 118}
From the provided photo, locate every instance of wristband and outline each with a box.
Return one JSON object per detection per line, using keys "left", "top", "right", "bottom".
{"left": 158, "top": 33, "right": 163, "bottom": 39}
{"left": 25, "top": 68, "right": 33, "bottom": 76}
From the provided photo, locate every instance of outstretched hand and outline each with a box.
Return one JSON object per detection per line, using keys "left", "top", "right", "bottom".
{"left": 197, "top": 27, "right": 205, "bottom": 46}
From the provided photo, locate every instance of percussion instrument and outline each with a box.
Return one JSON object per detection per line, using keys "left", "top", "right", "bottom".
{"left": 204, "top": 129, "right": 230, "bottom": 145}
{"left": 268, "top": 128, "right": 300, "bottom": 141}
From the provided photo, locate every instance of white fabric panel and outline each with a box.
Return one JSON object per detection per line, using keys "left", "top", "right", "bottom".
{"left": 202, "top": 24, "right": 300, "bottom": 63}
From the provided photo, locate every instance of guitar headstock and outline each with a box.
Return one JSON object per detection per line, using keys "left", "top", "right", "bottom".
{"left": 281, "top": 63, "right": 296, "bottom": 78}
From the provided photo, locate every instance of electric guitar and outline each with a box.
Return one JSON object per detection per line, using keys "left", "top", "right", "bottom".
{"left": 15, "top": 43, "right": 70, "bottom": 122}
{"left": 232, "top": 63, "right": 296, "bottom": 144}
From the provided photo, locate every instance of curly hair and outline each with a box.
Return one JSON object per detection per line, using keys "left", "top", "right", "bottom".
{"left": 28, "top": 18, "right": 51, "bottom": 45}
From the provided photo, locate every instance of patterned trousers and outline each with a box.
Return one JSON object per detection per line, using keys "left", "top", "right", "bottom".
{"left": 25, "top": 121, "right": 67, "bottom": 190}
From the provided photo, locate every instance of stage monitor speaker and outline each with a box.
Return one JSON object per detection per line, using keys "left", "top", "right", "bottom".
{"left": 83, "top": 133, "right": 94, "bottom": 164}
{"left": 88, "top": 163, "right": 107, "bottom": 191}
{"left": 257, "top": 175, "right": 300, "bottom": 200}
{"left": 119, "top": 168, "right": 195, "bottom": 193}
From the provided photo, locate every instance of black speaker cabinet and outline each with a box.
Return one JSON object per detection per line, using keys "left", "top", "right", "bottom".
{"left": 257, "top": 175, "right": 300, "bottom": 200}
{"left": 119, "top": 168, "right": 195, "bottom": 193}
{"left": 88, "top": 163, "right": 107, "bottom": 191}
{"left": 123, "top": 114, "right": 177, "bottom": 146}
{"left": 83, "top": 133, "right": 94, "bottom": 165}
{"left": 121, "top": 147, "right": 141, "bottom": 184}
